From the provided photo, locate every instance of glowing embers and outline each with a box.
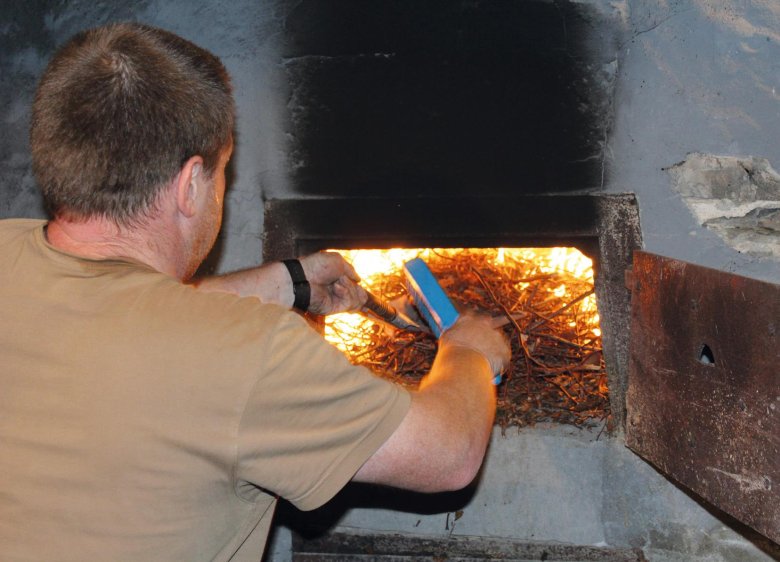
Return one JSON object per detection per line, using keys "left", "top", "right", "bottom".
{"left": 324, "top": 248, "right": 609, "bottom": 429}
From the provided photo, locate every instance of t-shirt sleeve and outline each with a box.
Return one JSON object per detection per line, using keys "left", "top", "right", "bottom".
{"left": 235, "top": 310, "right": 411, "bottom": 511}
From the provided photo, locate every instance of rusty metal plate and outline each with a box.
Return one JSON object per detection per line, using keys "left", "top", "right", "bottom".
{"left": 626, "top": 251, "right": 779, "bottom": 543}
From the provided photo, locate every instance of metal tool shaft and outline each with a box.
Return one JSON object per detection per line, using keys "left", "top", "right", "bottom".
{"left": 361, "top": 292, "right": 426, "bottom": 332}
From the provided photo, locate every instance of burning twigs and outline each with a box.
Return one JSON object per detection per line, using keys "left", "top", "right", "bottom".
{"left": 324, "top": 248, "right": 610, "bottom": 429}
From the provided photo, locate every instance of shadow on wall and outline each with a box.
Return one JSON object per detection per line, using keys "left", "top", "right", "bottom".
{"left": 274, "top": 481, "right": 478, "bottom": 540}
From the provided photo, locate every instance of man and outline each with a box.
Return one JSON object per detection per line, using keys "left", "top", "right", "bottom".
{"left": 0, "top": 23, "right": 510, "bottom": 561}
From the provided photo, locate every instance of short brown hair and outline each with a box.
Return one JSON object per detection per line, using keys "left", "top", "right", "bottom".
{"left": 30, "top": 23, "right": 235, "bottom": 223}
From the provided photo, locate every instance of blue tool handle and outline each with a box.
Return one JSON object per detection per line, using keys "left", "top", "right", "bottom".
{"left": 402, "top": 258, "right": 459, "bottom": 338}
{"left": 403, "top": 257, "right": 502, "bottom": 385}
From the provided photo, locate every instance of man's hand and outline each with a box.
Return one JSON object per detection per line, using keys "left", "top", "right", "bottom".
{"left": 299, "top": 252, "right": 366, "bottom": 315}
{"left": 440, "top": 313, "right": 511, "bottom": 377}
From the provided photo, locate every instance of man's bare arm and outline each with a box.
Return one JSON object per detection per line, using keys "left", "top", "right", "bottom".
{"left": 354, "top": 314, "right": 510, "bottom": 492}
{"left": 193, "top": 252, "right": 366, "bottom": 314}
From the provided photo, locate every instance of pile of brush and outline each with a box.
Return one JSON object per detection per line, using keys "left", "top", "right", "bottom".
{"left": 326, "top": 249, "right": 610, "bottom": 430}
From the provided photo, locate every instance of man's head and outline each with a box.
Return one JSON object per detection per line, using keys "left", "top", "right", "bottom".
{"left": 30, "top": 22, "right": 235, "bottom": 226}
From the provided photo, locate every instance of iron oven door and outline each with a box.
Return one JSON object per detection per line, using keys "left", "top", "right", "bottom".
{"left": 626, "top": 251, "right": 779, "bottom": 543}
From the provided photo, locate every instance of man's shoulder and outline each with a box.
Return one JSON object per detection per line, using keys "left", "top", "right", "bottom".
{"left": 0, "top": 220, "right": 45, "bottom": 266}
{"left": 0, "top": 218, "right": 45, "bottom": 239}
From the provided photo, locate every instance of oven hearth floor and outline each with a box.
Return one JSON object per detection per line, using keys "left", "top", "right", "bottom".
{"left": 292, "top": 531, "right": 647, "bottom": 561}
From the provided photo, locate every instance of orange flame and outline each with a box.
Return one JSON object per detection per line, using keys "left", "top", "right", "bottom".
{"left": 324, "top": 248, "right": 600, "bottom": 354}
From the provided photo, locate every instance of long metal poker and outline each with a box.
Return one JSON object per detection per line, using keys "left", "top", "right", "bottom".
{"left": 361, "top": 291, "right": 429, "bottom": 333}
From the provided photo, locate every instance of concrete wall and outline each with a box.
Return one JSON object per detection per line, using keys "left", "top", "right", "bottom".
{"left": 2, "top": 1, "right": 778, "bottom": 280}
{"left": 609, "top": 0, "right": 780, "bottom": 283}
{"left": 1, "top": 1, "right": 778, "bottom": 560}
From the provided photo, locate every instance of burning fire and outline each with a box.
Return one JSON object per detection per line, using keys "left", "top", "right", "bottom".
{"left": 323, "top": 247, "right": 609, "bottom": 428}
{"left": 324, "top": 247, "right": 600, "bottom": 353}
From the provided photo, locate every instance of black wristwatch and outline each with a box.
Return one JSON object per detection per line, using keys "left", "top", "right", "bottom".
{"left": 282, "top": 259, "right": 311, "bottom": 312}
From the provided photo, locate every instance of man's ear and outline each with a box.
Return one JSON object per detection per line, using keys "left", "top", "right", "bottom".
{"left": 175, "top": 155, "right": 205, "bottom": 218}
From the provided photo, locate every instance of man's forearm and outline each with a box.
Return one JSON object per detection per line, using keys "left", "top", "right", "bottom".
{"left": 192, "top": 253, "right": 366, "bottom": 315}
{"left": 193, "top": 262, "right": 294, "bottom": 307}
{"left": 354, "top": 344, "right": 497, "bottom": 492}
{"left": 413, "top": 344, "right": 498, "bottom": 486}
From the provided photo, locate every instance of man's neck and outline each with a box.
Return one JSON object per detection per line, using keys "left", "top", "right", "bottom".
{"left": 45, "top": 216, "right": 179, "bottom": 278}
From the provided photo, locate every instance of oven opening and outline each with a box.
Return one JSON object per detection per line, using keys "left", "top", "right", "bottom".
{"left": 323, "top": 247, "right": 608, "bottom": 431}
{"left": 264, "top": 194, "right": 642, "bottom": 433}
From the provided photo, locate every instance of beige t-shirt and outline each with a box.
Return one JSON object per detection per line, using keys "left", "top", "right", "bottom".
{"left": 0, "top": 219, "right": 411, "bottom": 561}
